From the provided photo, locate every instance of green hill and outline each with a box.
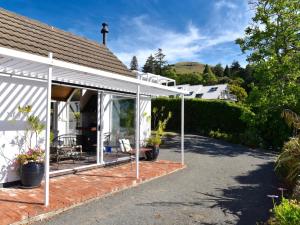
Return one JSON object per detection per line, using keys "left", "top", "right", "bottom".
{"left": 170, "top": 62, "right": 206, "bottom": 74}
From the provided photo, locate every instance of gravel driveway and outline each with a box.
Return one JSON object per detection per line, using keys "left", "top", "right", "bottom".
{"left": 34, "top": 135, "right": 279, "bottom": 225}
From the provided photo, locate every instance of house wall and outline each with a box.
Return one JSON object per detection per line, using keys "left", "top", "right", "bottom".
{"left": 0, "top": 75, "right": 47, "bottom": 184}
{"left": 0, "top": 76, "right": 152, "bottom": 184}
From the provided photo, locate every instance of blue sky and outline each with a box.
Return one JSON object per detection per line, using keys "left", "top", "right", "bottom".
{"left": 1, "top": 0, "right": 252, "bottom": 68}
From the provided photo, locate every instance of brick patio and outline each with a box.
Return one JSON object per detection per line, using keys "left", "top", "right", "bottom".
{"left": 0, "top": 160, "right": 185, "bottom": 225}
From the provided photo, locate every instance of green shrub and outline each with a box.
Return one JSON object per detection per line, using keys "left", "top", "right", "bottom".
{"left": 208, "top": 130, "right": 233, "bottom": 142}
{"left": 271, "top": 198, "right": 300, "bottom": 225}
{"left": 152, "top": 98, "right": 253, "bottom": 145}
{"left": 275, "top": 137, "right": 300, "bottom": 186}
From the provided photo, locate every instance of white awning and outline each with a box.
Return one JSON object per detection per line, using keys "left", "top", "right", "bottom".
{"left": 0, "top": 47, "right": 188, "bottom": 96}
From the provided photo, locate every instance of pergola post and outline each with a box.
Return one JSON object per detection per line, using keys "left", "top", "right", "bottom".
{"left": 97, "top": 91, "right": 104, "bottom": 165}
{"left": 44, "top": 52, "right": 53, "bottom": 206}
{"left": 135, "top": 85, "right": 140, "bottom": 179}
{"left": 181, "top": 94, "right": 185, "bottom": 165}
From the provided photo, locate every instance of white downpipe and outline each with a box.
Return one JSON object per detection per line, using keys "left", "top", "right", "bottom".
{"left": 135, "top": 85, "right": 140, "bottom": 179}
{"left": 181, "top": 94, "right": 184, "bottom": 165}
{"left": 44, "top": 52, "right": 53, "bottom": 206}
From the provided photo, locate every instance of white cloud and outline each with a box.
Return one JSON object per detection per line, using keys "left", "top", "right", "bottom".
{"left": 214, "top": 0, "right": 238, "bottom": 10}
{"left": 110, "top": 1, "right": 251, "bottom": 68}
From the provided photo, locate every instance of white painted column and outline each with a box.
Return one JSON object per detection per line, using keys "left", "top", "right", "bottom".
{"left": 97, "top": 91, "right": 104, "bottom": 165}
{"left": 181, "top": 94, "right": 185, "bottom": 165}
{"left": 97, "top": 92, "right": 105, "bottom": 165}
{"left": 44, "top": 52, "right": 53, "bottom": 206}
{"left": 135, "top": 85, "right": 140, "bottom": 179}
{"left": 66, "top": 101, "right": 69, "bottom": 134}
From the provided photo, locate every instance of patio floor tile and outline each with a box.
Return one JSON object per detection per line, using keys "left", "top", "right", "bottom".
{"left": 0, "top": 160, "right": 184, "bottom": 225}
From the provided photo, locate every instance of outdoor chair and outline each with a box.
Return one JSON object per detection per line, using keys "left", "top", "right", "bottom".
{"left": 118, "top": 139, "right": 152, "bottom": 161}
{"left": 50, "top": 134, "right": 83, "bottom": 167}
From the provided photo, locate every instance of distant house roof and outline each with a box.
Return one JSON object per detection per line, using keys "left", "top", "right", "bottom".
{"left": 176, "top": 84, "right": 236, "bottom": 101}
{"left": 0, "top": 8, "right": 134, "bottom": 77}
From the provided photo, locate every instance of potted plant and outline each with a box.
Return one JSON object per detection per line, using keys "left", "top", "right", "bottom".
{"left": 145, "top": 107, "right": 172, "bottom": 161}
{"left": 16, "top": 147, "right": 45, "bottom": 188}
{"left": 16, "top": 105, "right": 45, "bottom": 188}
{"left": 145, "top": 134, "right": 162, "bottom": 161}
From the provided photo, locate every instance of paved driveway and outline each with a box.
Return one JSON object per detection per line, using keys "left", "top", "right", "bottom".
{"left": 35, "top": 135, "right": 279, "bottom": 225}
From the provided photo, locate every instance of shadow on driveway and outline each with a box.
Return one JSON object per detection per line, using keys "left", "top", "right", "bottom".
{"left": 162, "top": 134, "right": 276, "bottom": 159}
{"left": 141, "top": 134, "right": 280, "bottom": 224}
{"left": 138, "top": 161, "right": 278, "bottom": 225}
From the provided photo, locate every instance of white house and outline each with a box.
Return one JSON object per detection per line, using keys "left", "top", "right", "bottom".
{"left": 176, "top": 84, "right": 237, "bottom": 101}
{"left": 0, "top": 8, "right": 187, "bottom": 205}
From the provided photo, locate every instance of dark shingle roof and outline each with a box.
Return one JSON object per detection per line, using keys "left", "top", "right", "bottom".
{"left": 0, "top": 8, "right": 134, "bottom": 77}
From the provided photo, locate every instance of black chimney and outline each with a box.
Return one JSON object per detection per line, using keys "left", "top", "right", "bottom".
{"left": 101, "top": 23, "right": 109, "bottom": 45}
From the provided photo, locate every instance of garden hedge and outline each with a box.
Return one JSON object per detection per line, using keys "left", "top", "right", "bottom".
{"left": 152, "top": 98, "right": 252, "bottom": 139}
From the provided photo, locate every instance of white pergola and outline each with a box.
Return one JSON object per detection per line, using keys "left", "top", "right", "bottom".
{"left": 0, "top": 47, "right": 187, "bottom": 206}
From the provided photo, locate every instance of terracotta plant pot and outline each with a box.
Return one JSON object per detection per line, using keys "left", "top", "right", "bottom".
{"left": 20, "top": 162, "right": 44, "bottom": 188}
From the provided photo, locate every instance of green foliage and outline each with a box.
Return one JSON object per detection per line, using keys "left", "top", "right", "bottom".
{"left": 152, "top": 98, "right": 253, "bottom": 144}
{"left": 50, "top": 131, "right": 54, "bottom": 144}
{"left": 236, "top": 0, "right": 300, "bottom": 149}
{"left": 223, "top": 65, "right": 231, "bottom": 77}
{"left": 229, "top": 61, "right": 242, "bottom": 78}
{"left": 275, "top": 110, "right": 300, "bottom": 185}
{"left": 18, "top": 105, "right": 45, "bottom": 149}
{"left": 212, "top": 63, "right": 224, "bottom": 77}
{"left": 177, "top": 73, "right": 203, "bottom": 85}
{"left": 229, "top": 84, "right": 248, "bottom": 102}
{"left": 147, "top": 106, "right": 172, "bottom": 146}
{"left": 154, "top": 48, "right": 167, "bottom": 74}
{"left": 202, "top": 65, "right": 218, "bottom": 85}
{"left": 275, "top": 137, "right": 300, "bottom": 185}
{"left": 281, "top": 109, "right": 300, "bottom": 136}
{"left": 130, "top": 56, "right": 138, "bottom": 70}
{"left": 142, "top": 49, "right": 167, "bottom": 75}
{"left": 142, "top": 54, "right": 156, "bottom": 73}
{"left": 208, "top": 130, "right": 233, "bottom": 142}
{"left": 271, "top": 197, "right": 300, "bottom": 225}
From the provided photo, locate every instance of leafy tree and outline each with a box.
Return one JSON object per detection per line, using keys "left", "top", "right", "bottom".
{"left": 236, "top": 0, "right": 300, "bottom": 149}
{"left": 203, "top": 64, "right": 218, "bottom": 85}
{"left": 218, "top": 76, "right": 231, "bottom": 84}
{"left": 142, "top": 54, "right": 156, "bottom": 73}
{"left": 229, "top": 84, "right": 248, "bottom": 102}
{"left": 229, "top": 77, "right": 245, "bottom": 86}
{"left": 224, "top": 65, "right": 231, "bottom": 77}
{"left": 203, "top": 64, "right": 210, "bottom": 74}
{"left": 177, "top": 73, "right": 203, "bottom": 85}
{"left": 242, "top": 64, "right": 255, "bottom": 92}
{"left": 161, "top": 68, "right": 178, "bottom": 82}
{"left": 130, "top": 56, "right": 138, "bottom": 70}
{"left": 212, "top": 63, "right": 224, "bottom": 77}
{"left": 154, "top": 48, "right": 167, "bottom": 74}
{"left": 230, "top": 61, "right": 243, "bottom": 78}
